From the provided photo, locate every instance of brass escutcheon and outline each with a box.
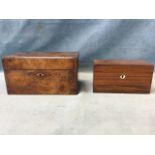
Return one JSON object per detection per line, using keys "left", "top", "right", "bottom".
{"left": 120, "top": 74, "right": 126, "bottom": 79}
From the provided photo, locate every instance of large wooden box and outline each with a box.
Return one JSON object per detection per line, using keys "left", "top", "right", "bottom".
{"left": 2, "top": 52, "right": 79, "bottom": 94}
{"left": 93, "top": 60, "right": 154, "bottom": 93}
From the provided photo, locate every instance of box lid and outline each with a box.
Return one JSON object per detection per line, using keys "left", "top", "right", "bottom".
{"left": 94, "top": 60, "right": 153, "bottom": 66}
{"left": 94, "top": 59, "right": 154, "bottom": 71}
{"left": 2, "top": 52, "right": 78, "bottom": 70}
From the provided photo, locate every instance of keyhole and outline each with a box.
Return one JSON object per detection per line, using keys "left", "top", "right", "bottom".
{"left": 36, "top": 73, "right": 44, "bottom": 77}
{"left": 120, "top": 74, "right": 126, "bottom": 79}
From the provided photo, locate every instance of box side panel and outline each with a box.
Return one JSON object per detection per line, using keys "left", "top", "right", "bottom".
{"left": 4, "top": 69, "right": 77, "bottom": 94}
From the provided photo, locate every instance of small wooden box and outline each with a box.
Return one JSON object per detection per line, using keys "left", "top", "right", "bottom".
{"left": 93, "top": 60, "right": 154, "bottom": 93}
{"left": 2, "top": 52, "right": 79, "bottom": 95}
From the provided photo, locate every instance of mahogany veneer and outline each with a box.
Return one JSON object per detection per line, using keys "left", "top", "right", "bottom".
{"left": 93, "top": 60, "right": 154, "bottom": 93}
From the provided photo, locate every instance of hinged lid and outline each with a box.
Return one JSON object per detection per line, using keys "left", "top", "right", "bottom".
{"left": 94, "top": 59, "right": 154, "bottom": 71}
{"left": 94, "top": 60, "right": 153, "bottom": 66}
{"left": 2, "top": 52, "right": 78, "bottom": 70}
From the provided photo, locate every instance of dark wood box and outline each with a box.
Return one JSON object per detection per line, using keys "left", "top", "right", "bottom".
{"left": 93, "top": 60, "right": 154, "bottom": 93}
{"left": 2, "top": 52, "right": 79, "bottom": 95}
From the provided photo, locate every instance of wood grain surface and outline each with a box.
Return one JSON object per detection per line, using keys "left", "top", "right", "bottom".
{"left": 2, "top": 52, "right": 78, "bottom": 95}
{"left": 93, "top": 60, "right": 154, "bottom": 93}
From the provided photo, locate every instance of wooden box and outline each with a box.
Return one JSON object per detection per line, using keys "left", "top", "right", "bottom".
{"left": 93, "top": 60, "right": 154, "bottom": 93}
{"left": 2, "top": 52, "right": 79, "bottom": 94}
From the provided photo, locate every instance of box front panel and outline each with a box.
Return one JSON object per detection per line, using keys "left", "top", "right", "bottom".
{"left": 5, "top": 69, "right": 77, "bottom": 94}
{"left": 94, "top": 65, "right": 153, "bottom": 93}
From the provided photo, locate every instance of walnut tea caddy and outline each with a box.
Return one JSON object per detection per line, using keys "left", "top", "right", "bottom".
{"left": 2, "top": 52, "right": 79, "bottom": 94}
